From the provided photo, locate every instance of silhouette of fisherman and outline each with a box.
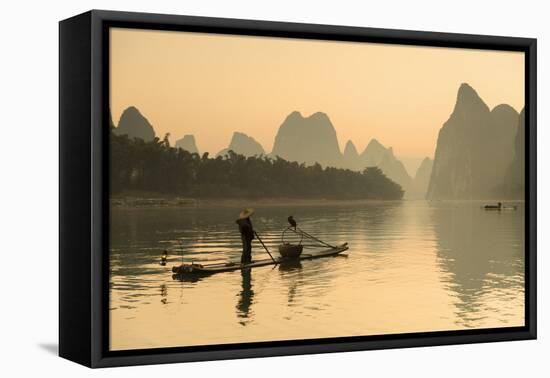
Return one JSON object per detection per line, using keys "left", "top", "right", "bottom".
{"left": 287, "top": 215, "right": 297, "bottom": 230}
{"left": 236, "top": 208, "right": 255, "bottom": 264}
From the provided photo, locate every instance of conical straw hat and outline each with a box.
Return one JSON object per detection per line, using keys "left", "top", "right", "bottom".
{"left": 238, "top": 208, "right": 255, "bottom": 219}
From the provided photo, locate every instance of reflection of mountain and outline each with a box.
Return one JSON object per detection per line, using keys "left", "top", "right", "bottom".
{"left": 272, "top": 111, "right": 343, "bottom": 168}
{"left": 431, "top": 203, "right": 524, "bottom": 325}
{"left": 218, "top": 132, "right": 265, "bottom": 157}
{"left": 427, "top": 84, "right": 519, "bottom": 199}
{"left": 113, "top": 106, "right": 156, "bottom": 142}
{"left": 175, "top": 134, "right": 199, "bottom": 155}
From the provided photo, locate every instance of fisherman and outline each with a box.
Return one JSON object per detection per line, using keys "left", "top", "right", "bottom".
{"left": 236, "top": 208, "right": 255, "bottom": 264}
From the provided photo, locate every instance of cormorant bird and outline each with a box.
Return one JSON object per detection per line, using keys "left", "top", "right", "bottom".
{"left": 287, "top": 216, "right": 297, "bottom": 230}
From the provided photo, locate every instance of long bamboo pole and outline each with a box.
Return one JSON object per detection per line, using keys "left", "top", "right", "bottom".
{"left": 254, "top": 231, "right": 278, "bottom": 265}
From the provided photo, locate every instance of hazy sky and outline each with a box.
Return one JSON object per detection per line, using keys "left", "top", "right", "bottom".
{"left": 110, "top": 28, "right": 524, "bottom": 168}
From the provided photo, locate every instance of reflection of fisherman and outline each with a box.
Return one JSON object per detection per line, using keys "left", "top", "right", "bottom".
{"left": 236, "top": 268, "right": 254, "bottom": 324}
{"left": 236, "top": 208, "right": 255, "bottom": 264}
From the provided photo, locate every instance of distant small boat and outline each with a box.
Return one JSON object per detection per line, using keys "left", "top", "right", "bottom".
{"left": 483, "top": 202, "right": 517, "bottom": 211}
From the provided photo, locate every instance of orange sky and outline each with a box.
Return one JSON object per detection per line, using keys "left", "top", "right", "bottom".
{"left": 110, "top": 27, "right": 524, "bottom": 164}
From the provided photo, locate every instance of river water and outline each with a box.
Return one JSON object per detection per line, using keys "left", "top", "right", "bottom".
{"left": 109, "top": 200, "right": 525, "bottom": 351}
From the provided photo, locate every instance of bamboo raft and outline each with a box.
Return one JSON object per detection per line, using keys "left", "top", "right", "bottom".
{"left": 172, "top": 243, "right": 348, "bottom": 277}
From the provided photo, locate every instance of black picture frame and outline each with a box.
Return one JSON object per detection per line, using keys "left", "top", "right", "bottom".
{"left": 59, "top": 9, "right": 537, "bottom": 368}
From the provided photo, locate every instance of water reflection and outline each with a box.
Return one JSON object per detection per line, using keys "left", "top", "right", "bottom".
{"left": 431, "top": 202, "right": 524, "bottom": 327}
{"left": 160, "top": 284, "right": 168, "bottom": 304}
{"left": 171, "top": 271, "right": 204, "bottom": 283}
{"left": 109, "top": 201, "right": 525, "bottom": 350}
{"left": 279, "top": 260, "right": 303, "bottom": 272}
{"left": 278, "top": 260, "right": 303, "bottom": 308}
{"left": 236, "top": 268, "right": 254, "bottom": 325}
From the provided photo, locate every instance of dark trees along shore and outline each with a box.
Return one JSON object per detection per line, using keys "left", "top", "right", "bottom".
{"left": 110, "top": 129, "right": 404, "bottom": 200}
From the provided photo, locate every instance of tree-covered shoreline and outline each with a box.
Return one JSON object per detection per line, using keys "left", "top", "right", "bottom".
{"left": 110, "top": 130, "right": 404, "bottom": 200}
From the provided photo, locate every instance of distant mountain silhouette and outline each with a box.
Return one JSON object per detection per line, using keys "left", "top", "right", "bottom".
{"left": 109, "top": 111, "right": 115, "bottom": 129}
{"left": 411, "top": 157, "right": 433, "bottom": 199}
{"left": 270, "top": 113, "right": 413, "bottom": 195}
{"left": 110, "top": 126, "right": 404, "bottom": 200}
{"left": 271, "top": 111, "right": 343, "bottom": 168}
{"left": 427, "top": 83, "right": 519, "bottom": 199}
{"left": 218, "top": 132, "right": 265, "bottom": 157}
{"left": 358, "top": 139, "right": 413, "bottom": 197}
{"left": 501, "top": 108, "right": 525, "bottom": 198}
{"left": 176, "top": 134, "right": 199, "bottom": 154}
{"left": 343, "top": 140, "right": 361, "bottom": 170}
{"left": 360, "top": 139, "right": 388, "bottom": 167}
{"left": 113, "top": 106, "right": 155, "bottom": 142}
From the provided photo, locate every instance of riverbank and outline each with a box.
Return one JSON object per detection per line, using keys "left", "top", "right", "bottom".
{"left": 110, "top": 192, "right": 402, "bottom": 208}
{"left": 110, "top": 192, "right": 524, "bottom": 208}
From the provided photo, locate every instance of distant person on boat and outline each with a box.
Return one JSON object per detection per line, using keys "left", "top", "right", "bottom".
{"left": 236, "top": 208, "right": 255, "bottom": 264}
{"left": 160, "top": 250, "right": 168, "bottom": 266}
